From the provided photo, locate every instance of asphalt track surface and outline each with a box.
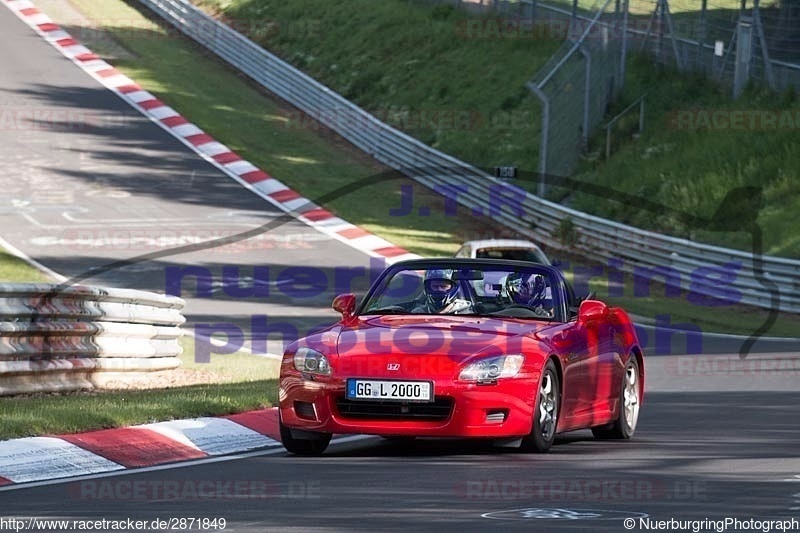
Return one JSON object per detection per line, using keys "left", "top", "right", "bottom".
{"left": 0, "top": 2, "right": 377, "bottom": 354}
{"left": 1, "top": 3, "right": 799, "bottom": 532}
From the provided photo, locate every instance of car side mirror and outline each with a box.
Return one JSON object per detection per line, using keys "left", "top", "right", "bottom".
{"left": 332, "top": 293, "right": 357, "bottom": 323}
{"left": 577, "top": 299, "right": 608, "bottom": 325}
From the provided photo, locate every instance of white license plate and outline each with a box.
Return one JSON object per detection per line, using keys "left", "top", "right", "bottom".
{"left": 346, "top": 379, "right": 432, "bottom": 402}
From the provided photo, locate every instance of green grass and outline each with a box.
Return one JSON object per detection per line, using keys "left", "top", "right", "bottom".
{"left": 568, "top": 58, "right": 800, "bottom": 257}
{"left": 193, "top": 0, "right": 557, "bottom": 172}
{"left": 0, "top": 249, "right": 53, "bottom": 283}
{"left": 0, "top": 380, "right": 277, "bottom": 440}
{"left": 0, "top": 337, "right": 279, "bottom": 440}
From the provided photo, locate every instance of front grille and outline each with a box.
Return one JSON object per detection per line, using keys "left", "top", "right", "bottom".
{"left": 335, "top": 397, "right": 454, "bottom": 421}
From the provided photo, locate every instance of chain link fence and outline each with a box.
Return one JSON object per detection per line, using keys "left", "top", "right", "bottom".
{"left": 633, "top": 0, "right": 800, "bottom": 94}
{"left": 528, "top": 0, "right": 626, "bottom": 179}
{"left": 437, "top": 0, "right": 799, "bottom": 181}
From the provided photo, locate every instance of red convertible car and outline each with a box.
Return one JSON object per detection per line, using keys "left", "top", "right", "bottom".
{"left": 279, "top": 258, "right": 644, "bottom": 455}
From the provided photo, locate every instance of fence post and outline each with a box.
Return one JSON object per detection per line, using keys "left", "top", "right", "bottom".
{"left": 752, "top": 0, "right": 776, "bottom": 90}
{"left": 662, "top": 0, "right": 684, "bottom": 70}
{"left": 620, "top": 0, "right": 629, "bottom": 88}
{"left": 698, "top": 0, "right": 708, "bottom": 73}
{"left": 654, "top": 0, "right": 664, "bottom": 62}
{"left": 579, "top": 45, "right": 591, "bottom": 154}
{"left": 527, "top": 82, "right": 549, "bottom": 196}
{"left": 733, "top": 16, "right": 753, "bottom": 97}
{"left": 539, "top": 95, "right": 549, "bottom": 196}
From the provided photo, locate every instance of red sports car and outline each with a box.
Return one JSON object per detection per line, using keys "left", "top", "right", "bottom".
{"left": 278, "top": 258, "right": 644, "bottom": 455}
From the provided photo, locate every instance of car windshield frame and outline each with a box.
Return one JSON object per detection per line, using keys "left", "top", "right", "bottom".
{"left": 357, "top": 258, "right": 572, "bottom": 323}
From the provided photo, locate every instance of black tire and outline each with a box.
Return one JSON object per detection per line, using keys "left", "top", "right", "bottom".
{"left": 592, "top": 357, "right": 641, "bottom": 440}
{"left": 520, "top": 359, "right": 560, "bottom": 453}
{"left": 279, "top": 411, "right": 332, "bottom": 455}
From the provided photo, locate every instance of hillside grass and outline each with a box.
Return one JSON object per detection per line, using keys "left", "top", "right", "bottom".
{"left": 195, "top": 0, "right": 800, "bottom": 258}
{"left": 196, "top": 0, "right": 555, "bottom": 172}
{"left": 569, "top": 57, "right": 800, "bottom": 257}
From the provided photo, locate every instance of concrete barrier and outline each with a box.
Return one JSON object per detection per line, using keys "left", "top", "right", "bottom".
{"left": 0, "top": 283, "right": 185, "bottom": 395}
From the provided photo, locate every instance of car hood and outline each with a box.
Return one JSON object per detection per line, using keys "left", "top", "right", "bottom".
{"left": 307, "top": 315, "right": 560, "bottom": 360}
{"left": 291, "top": 315, "right": 561, "bottom": 379}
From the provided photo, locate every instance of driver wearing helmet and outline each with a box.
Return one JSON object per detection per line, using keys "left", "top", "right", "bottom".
{"left": 504, "top": 271, "right": 553, "bottom": 316}
{"left": 413, "top": 269, "right": 473, "bottom": 314}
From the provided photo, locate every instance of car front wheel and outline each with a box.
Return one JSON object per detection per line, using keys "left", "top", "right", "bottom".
{"left": 592, "top": 357, "right": 641, "bottom": 440}
{"left": 520, "top": 359, "right": 560, "bottom": 452}
{"left": 279, "top": 410, "right": 332, "bottom": 455}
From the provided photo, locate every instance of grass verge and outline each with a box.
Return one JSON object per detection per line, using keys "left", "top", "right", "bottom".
{"left": 0, "top": 249, "right": 54, "bottom": 283}
{"left": 0, "top": 380, "right": 278, "bottom": 440}
{"left": 0, "top": 337, "right": 280, "bottom": 440}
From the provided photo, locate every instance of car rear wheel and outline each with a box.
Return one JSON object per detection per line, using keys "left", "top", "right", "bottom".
{"left": 592, "top": 357, "right": 641, "bottom": 440}
{"left": 520, "top": 359, "right": 560, "bottom": 452}
{"left": 279, "top": 411, "right": 332, "bottom": 455}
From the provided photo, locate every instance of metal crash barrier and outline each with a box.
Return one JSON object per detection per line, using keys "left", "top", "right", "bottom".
{"left": 0, "top": 283, "right": 185, "bottom": 395}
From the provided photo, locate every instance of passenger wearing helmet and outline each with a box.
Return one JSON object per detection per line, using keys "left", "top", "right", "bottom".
{"left": 504, "top": 272, "right": 553, "bottom": 317}
{"left": 412, "top": 269, "right": 473, "bottom": 314}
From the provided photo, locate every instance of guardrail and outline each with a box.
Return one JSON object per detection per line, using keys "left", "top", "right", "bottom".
{"left": 0, "top": 283, "right": 185, "bottom": 395}
{"left": 137, "top": 0, "right": 800, "bottom": 313}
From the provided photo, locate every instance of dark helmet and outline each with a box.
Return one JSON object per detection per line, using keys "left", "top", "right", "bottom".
{"left": 424, "top": 269, "right": 458, "bottom": 311}
{"left": 506, "top": 272, "right": 547, "bottom": 306}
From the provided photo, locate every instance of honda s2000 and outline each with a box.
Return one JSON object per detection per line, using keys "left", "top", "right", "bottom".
{"left": 279, "top": 258, "right": 644, "bottom": 455}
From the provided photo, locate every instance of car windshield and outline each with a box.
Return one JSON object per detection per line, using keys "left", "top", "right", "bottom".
{"left": 361, "top": 261, "right": 563, "bottom": 321}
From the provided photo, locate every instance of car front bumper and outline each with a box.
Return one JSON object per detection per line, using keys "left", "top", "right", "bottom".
{"left": 279, "top": 373, "right": 537, "bottom": 438}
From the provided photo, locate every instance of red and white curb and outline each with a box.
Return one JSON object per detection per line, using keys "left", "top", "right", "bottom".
{"left": 0, "top": 409, "right": 282, "bottom": 486}
{"left": 2, "top": 0, "right": 419, "bottom": 265}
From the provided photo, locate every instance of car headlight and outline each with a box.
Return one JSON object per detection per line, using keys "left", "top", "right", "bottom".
{"left": 459, "top": 355, "right": 524, "bottom": 382}
{"left": 293, "top": 347, "right": 332, "bottom": 376}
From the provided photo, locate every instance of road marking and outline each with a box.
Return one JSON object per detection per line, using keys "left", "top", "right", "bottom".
{"left": 481, "top": 508, "right": 649, "bottom": 521}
